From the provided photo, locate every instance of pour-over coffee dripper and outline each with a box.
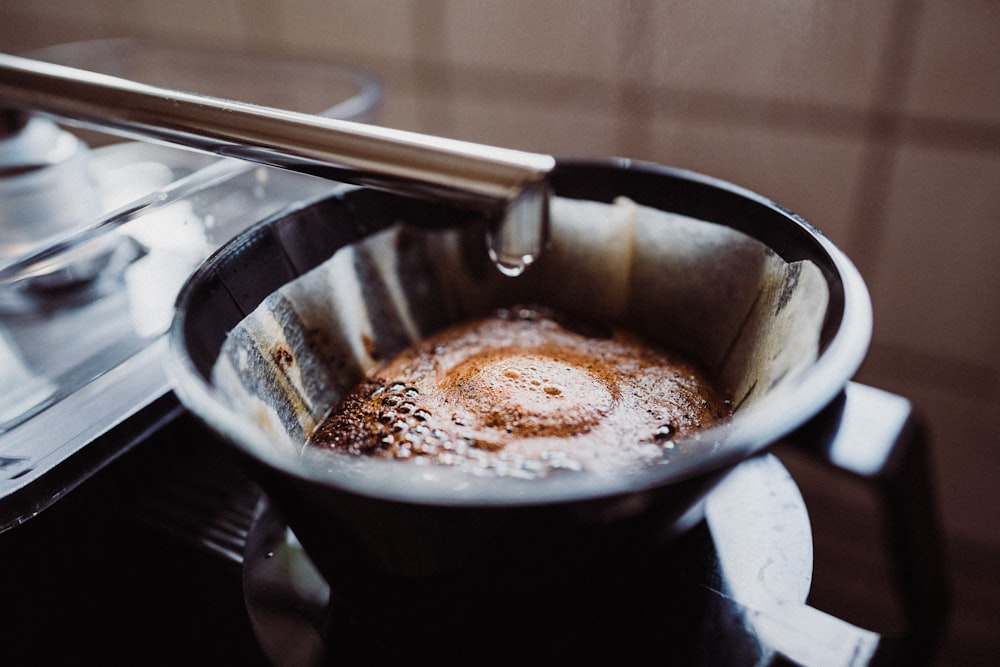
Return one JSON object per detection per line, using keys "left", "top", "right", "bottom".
{"left": 167, "top": 159, "right": 948, "bottom": 665}
{"left": 0, "top": 47, "right": 948, "bottom": 665}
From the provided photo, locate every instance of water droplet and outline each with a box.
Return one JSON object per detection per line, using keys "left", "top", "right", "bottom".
{"left": 485, "top": 182, "right": 548, "bottom": 278}
{"left": 488, "top": 246, "right": 534, "bottom": 277}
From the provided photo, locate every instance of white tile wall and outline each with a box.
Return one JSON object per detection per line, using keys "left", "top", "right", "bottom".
{"left": 137, "top": 0, "right": 248, "bottom": 47}
{"left": 273, "top": 0, "right": 419, "bottom": 62}
{"left": 440, "top": 0, "right": 626, "bottom": 79}
{"left": 449, "top": 94, "right": 622, "bottom": 157}
{"left": 0, "top": 8, "right": 109, "bottom": 53}
{"left": 102, "top": 0, "right": 163, "bottom": 36}
{"left": 19, "top": 0, "right": 108, "bottom": 23}
{"left": 642, "top": 1, "right": 897, "bottom": 109}
{"left": 905, "top": 0, "right": 1000, "bottom": 123}
{"left": 874, "top": 145, "right": 1000, "bottom": 367}
{"left": 645, "top": 115, "right": 867, "bottom": 248}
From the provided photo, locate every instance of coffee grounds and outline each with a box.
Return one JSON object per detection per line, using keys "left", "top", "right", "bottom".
{"left": 308, "top": 306, "right": 731, "bottom": 478}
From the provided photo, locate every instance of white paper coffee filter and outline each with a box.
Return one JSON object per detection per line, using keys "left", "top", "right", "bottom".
{"left": 211, "top": 196, "right": 828, "bottom": 471}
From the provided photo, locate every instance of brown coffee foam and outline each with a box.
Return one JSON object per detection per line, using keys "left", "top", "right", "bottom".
{"left": 310, "top": 307, "right": 730, "bottom": 476}
{"left": 213, "top": 196, "right": 827, "bottom": 487}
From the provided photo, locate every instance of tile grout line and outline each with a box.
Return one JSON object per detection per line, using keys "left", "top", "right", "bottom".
{"left": 615, "top": 0, "right": 655, "bottom": 159}
{"left": 409, "top": 0, "right": 456, "bottom": 138}
{"left": 845, "top": 0, "right": 925, "bottom": 283}
{"left": 9, "top": 7, "right": 999, "bottom": 151}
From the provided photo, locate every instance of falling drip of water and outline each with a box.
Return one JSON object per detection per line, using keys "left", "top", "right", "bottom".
{"left": 486, "top": 180, "right": 550, "bottom": 277}
{"left": 488, "top": 247, "right": 533, "bottom": 277}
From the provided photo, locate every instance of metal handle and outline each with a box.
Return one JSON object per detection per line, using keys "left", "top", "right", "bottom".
{"left": 0, "top": 52, "right": 554, "bottom": 273}
{"left": 783, "top": 382, "right": 950, "bottom": 666}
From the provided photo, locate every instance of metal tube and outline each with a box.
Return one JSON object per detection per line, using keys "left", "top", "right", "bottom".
{"left": 0, "top": 52, "right": 554, "bottom": 272}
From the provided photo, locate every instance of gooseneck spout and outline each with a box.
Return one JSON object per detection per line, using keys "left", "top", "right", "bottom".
{"left": 0, "top": 52, "right": 554, "bottom": 275}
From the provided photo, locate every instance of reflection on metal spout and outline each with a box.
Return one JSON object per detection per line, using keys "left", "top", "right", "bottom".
{"left": 488, "top": 179, "right": 551, "bottom": 277}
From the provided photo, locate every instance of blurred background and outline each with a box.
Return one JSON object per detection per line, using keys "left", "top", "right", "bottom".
{"left": 1, "top": 0, "right": 997, "bottom": 662}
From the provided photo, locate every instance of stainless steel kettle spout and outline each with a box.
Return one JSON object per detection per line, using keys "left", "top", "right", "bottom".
{"left": 0, "top": 52, "right": 554, "bottom": 276}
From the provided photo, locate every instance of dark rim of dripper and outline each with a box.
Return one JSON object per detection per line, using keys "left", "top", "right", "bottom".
{"left": 167, "top": 158, "right": 872, "bottom": 506}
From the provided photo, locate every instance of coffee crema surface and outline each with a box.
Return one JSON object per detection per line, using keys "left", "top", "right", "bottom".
{"left": 308, "top": 306, "right": 731, "bottom": 478}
